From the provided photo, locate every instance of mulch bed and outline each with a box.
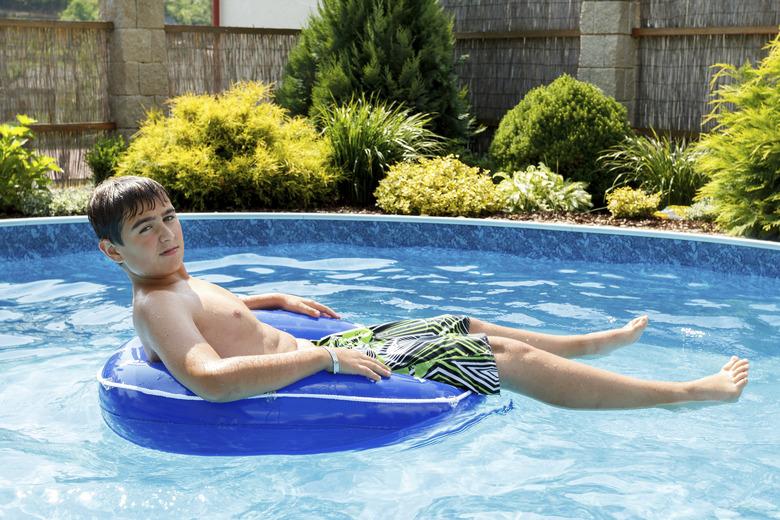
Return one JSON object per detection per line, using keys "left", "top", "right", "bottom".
{"left": 309, "top": 207, "right": 723, "bottom": 236}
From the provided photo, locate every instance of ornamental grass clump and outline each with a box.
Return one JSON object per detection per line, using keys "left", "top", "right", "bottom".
{"left": 117, "top": 82, "right": 337, "bottom": 211}
{"left": 606, "top": 187, "right": 661, "bottom": 219}
{"left": 494, "top": 163, "right": 592, "bottom": 213}
{"left": 490, "top": 74, "right": 631, "bottom": 204}
{"left": 694, "top": 33, "right": 780, "bottom": 239}
{"left": 316, "top": 96, "right": 443, "bottom": 206}
{"left": 374, "top": 155, "right": 499, "bottom": 217}
{"left": 599, "top": 130, "right": 706, "bottom": 206}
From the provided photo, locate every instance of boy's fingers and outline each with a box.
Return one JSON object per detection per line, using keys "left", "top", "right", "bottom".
{"left": 307, "top": 300, "right": 340, "bottom": 319}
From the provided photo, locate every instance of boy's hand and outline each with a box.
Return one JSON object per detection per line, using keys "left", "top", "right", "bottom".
{"left": 277, "top": 294, "right": 340, "bottom": 319}
{"left": 331, "top": 348, "right": 391, "bottom": 382}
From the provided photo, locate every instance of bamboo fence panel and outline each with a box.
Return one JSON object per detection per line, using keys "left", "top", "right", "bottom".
{"left": 441, "top": 0, "right": 580, "bottom": 32}
{"left": 33, "top": 129, "right": 112, "bottom": 185}
{"left": 455, "top": 36, "right": 579, "bottom": 126}
{"left": 640, "top": 0, "right": 780, "bottom": 29}
{"left": 636, "top": 1, "right": 780, "bottom": 133}
{"left": 636, "top": 34, "right": 773, "bottom": 133}
{"left": 0, "top": 22, "right": 110, "bottom": 124}
{"left": 0, "top": 21, "right": 111, "bottom": 183}
{"left": 166, "top": 28, "right": 300, "bottom": 96}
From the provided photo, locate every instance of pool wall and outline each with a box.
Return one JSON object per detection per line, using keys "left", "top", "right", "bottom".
{"left": 1, "top": 214, "right": 779, "bottom": 278}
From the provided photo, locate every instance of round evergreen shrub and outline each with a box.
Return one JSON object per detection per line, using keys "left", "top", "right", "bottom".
{"left": 276, "top": 0, "right": 473, "bottom": 141}
{"left": 117, "top": 82, "right": 337, "bottom": 211}
{"left": 695, "top": 34, "right": 780, "bottom": 239}
{"left": 374, "top": 155, "right": 499, "bottom": 217}
{"left": 490, "top": 74, "right": 631, "bottom": 203}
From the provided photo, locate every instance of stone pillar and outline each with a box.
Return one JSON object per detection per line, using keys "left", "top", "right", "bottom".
{"left": 100, "top": 0, "right": 169, "bottom": 138}
{"left": 577, "top": 1, "right": 639, "bottom": 124}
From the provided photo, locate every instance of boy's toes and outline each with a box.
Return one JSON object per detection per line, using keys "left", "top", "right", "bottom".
{"left": 722, "top": 356, "right": 739, "bottom": 371}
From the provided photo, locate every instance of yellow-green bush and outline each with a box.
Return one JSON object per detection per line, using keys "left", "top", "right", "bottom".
{"left": 117, "top": 82, "right": 337, "bottom": 211}
{"left": 374, "top": 155, "right": 499, "bottom": 216}
{"left": 606, "top": 187, "right": 660, "bottom": 219}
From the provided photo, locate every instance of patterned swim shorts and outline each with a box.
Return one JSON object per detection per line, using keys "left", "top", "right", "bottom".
{"left": 314, "top": 314, "right": 500, "bottom": 395}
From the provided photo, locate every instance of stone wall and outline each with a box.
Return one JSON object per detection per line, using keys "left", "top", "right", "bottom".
{"left": 577, "top": 1, "right": 639, "bottom": 122}
{"left": 100, "top": 0, "right": 168, "bottom": 138}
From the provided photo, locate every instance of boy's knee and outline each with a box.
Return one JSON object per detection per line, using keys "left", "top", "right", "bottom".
{"left": 488, "top": 336, "right": 535, "bottom": 358}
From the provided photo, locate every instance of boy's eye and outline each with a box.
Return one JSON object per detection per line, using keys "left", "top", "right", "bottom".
{"left": 164, "top": 214, "right": 176, "bottom": 222}
{"left": 139, "top": 225, "right": 152, "bottom": 233}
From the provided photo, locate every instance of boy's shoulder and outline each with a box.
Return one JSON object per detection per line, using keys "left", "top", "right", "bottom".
{"left": 132, "top": 280, "right": 193, "bottom": 319}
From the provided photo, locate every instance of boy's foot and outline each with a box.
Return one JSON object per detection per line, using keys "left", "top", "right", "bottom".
{"left": 586, "top": 315, "right": 649, "bottom": 355}
{"left": 688, "top": 356, "right": 749, "bottom": 402}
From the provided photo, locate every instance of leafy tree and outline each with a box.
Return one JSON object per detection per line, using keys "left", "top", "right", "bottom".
{"left": 276, "top": 0, "right": 473, "bottom": 141}
{"left": 59, "top": 0, "right": 97, "bottom": 21}
{"left": 165, "top": 0, "right": 211, "bottom": 25}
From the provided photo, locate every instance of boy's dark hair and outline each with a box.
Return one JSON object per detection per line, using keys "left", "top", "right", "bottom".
{"left": 87, "top": 176, "right": 171, "bottom": 245}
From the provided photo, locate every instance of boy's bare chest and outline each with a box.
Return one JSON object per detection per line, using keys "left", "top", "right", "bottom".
{"left": 189, "top": 282, "right": 266, "bottom": 355}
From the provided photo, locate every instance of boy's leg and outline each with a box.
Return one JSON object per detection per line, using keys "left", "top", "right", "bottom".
{"left": 489, "top": 336, "right": 749, "bottom": 409}
{"left": 469, "top": 316, "right": 648, "bottom": 358}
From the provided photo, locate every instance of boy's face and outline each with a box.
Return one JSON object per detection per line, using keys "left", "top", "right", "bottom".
{"left": 99, "top": 197, "right": 185, "bottom": 279}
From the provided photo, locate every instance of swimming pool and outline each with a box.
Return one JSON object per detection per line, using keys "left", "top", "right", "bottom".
{"left": 1, "top": 214, "right": 778, "bottom": 518}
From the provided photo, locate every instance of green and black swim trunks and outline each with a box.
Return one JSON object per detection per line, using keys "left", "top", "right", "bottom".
{"left": 314, "top": 314, "right": 500, "bottom": 395}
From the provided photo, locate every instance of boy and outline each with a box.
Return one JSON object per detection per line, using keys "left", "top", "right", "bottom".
{"left": 88, "top": 176, "right": 749, "bottom": 407}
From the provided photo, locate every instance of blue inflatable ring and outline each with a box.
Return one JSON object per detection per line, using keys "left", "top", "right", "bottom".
{"left": 98, "top": 310, "right": 485, "bottom": 455}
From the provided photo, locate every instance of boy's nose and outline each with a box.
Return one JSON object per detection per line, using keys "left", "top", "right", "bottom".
{"left": 160, "top": 226, "right": 174, "bottom": 242}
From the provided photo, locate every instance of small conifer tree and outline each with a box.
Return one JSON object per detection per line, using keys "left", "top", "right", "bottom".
{"left": 276, "top": 0, "right": 472, "bottom": 141}
{"left": 694, "top": 34, "right": 780, "bottom": 239}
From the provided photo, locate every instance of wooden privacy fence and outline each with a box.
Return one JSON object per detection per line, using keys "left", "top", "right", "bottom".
{"left": 1, "top": 0, "right": 780, "bottom": 183}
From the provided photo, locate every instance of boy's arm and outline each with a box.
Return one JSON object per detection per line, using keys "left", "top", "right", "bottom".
{"left": 240, "top": 292, "right": 340, "bottom": 319}
{"left": 135, "top": 295, "right": 384, "bottom": 402}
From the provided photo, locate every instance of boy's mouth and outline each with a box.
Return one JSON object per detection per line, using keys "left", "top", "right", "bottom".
{"left": 160, "top": 246, "right": 179, "bottom": 256}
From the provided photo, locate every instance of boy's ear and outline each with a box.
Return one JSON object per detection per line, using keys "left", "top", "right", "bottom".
{"left": 99, "top": 239, "right": 124, "bottom": 264}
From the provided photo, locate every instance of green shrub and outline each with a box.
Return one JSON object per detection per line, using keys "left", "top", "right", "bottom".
{"left": 694, "top": 34, "right": 780, "bottom": 239}
{"left": 86, "top": 134, "right": 126, "bottom": 184}
{"left": 19, "top": 185, "right": 94, "bottom": 216}
{"left": 17, "top": 187, "right": 52, "bottom": 216}
{"left": 375, "top": 155, "right": 499, "bottom": 216}
{"left": 316, "top": 96, "right": 443, "bottom": 206}
{"left": 687, "top": 198, "right": 717, "bottom": 222}
{"left": 490, "top": 74, "right": 631, "bottom": 203}
{"left": 599, "top": 130, "right": 706, "bottom": 206}
{"left": 606, "top": 187, "right": 660, "bottom": 219}
{"left": 276, "top": 0, "right": 474, "bottom": 141}
{"left": 117, "top": 82, "right": 337, "bottom": 211}
{"left": 494, "top": 163, "right": 592, "bottom": 213}
{"left": 0, "top": 114, "right": 59, "bottom": 215}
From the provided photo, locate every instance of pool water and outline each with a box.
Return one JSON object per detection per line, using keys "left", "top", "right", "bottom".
{"left": 1, "top": 241, "right": 778, "bottom": 518}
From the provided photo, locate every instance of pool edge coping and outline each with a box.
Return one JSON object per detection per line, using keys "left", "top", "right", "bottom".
{"left": 1, "top": 212, "right": 779, "bottom": 252}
